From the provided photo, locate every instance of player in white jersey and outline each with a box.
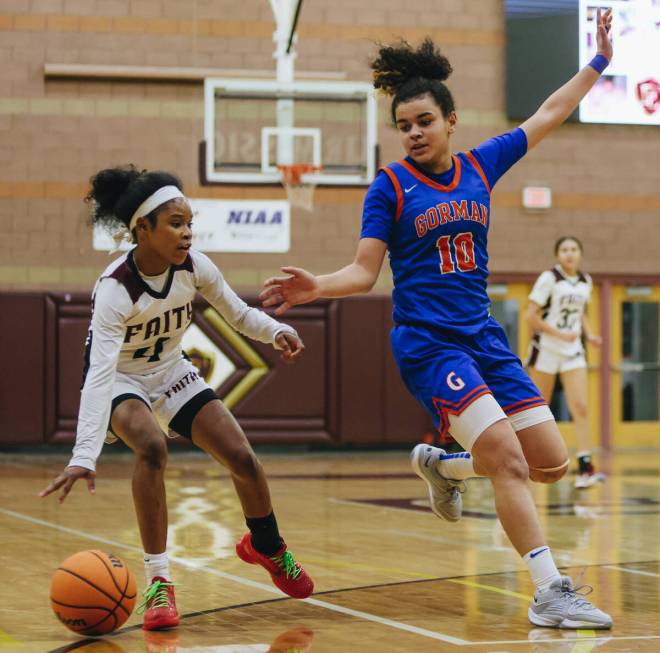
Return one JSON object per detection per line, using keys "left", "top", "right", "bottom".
{"left": 40, "top": 166, "right": 314, "bottom": 630}
{"left": 526, "top": 236, "right": 605, "bottom": 489}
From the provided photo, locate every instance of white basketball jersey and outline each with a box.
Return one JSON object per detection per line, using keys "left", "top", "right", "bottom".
{"left": 70, "top": 248, "right": 295, "bottom": 471}
{"left": 528, "top": 265, "right": 592, "bottom": 356}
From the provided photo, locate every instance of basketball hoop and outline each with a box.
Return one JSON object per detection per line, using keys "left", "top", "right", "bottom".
{"left": 278, "top": 163, "right": 321, "bottom": 212}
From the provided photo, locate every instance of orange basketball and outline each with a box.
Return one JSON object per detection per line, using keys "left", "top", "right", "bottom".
{"left": 50, "top": 550, "right": 137, "bottom": 636}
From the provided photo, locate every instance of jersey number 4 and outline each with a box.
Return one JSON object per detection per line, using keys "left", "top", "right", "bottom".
{"left": 436, "top": 232, "right": 477, "bottom": 274}
{"left": 133, "top": 337, "right": 170, "bottom": 363}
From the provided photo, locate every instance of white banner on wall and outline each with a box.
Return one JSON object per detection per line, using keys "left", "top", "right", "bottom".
{"left": 579, "top": 0, "right": 660, "bottom": 125}
{"left": 93, "top": 199, "right": 290, "bottom": 253}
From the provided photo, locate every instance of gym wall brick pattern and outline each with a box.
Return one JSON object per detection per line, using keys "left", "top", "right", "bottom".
{"left": 0, "top": 0, "right": 659, "bottom": 293}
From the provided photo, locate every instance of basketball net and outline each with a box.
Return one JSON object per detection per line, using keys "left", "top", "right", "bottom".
{"left": 278, "top": 163, "right": 321, "bottom": 212}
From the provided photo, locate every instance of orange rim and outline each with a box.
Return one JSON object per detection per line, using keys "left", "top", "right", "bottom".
{"left": 277, "top": 164, "right": 322, "bottom": 185}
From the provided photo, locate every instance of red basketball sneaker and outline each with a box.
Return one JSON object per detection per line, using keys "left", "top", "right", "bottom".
{"left": 236, "top": 533, "right": 314, "bottom": 599}
{"left": 138, "top": 577, "right": 179, "bottom": 631}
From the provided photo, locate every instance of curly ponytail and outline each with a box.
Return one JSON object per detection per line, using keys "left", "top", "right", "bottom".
{"left": 370, "top": 38, "right": 455, "bottom": 123}
{"left": 85, "top": 165, "right": 183, "bottom": 238}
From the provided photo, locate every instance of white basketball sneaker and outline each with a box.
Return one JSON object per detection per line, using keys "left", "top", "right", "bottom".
{"left": 528, "top": 576, "right": 613, "bottom": 629}
{"left": 410, "top": 444, "right": 465, "bottom": 522}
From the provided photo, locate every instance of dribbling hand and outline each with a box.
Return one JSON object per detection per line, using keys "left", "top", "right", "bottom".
{"left": 39, "top": 466, "right": 96, "bottom": 504}
{"left": 260, "top": 267, "right": 320, "bottom": 315}
{"left": 275, "top": 331, "right": 305, "bottom": 364}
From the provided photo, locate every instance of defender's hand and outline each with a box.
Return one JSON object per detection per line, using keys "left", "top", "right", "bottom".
{"left": 39, "top": 466, "right": 96, "bottom": 504}
{"left": 275, "top": 331, "right": 305, "bottom": 364}
{"left": 260, "top": 267, "right": 320, "bottom": 315}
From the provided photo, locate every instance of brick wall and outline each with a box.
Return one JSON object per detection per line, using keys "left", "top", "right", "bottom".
{"left": 1, "top": 0, "right": 659, "bottom": 291}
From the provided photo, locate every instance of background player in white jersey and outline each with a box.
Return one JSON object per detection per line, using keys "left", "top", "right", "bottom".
{"left": 39, "top": 166, "right": 314, "bottom": 631}
{"left": 527, "top": 236, "right": 605, "bottom": 489}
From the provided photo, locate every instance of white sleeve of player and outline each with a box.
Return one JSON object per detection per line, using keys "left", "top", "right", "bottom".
{"left": 528, "top": 271, "right": 555, "bottom": 307}
{"left": 192, "top": 250, "right": 297, "bottom": 347}
{"left": 69, "top": 280, "right": 129, "bottom": 472}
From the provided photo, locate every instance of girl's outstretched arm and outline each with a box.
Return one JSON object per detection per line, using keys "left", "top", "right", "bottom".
{"left": 520, "top": 8, "right": 613, "bottom": 150}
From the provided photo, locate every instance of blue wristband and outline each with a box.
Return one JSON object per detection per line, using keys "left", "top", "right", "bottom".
{"left": 588, "top": 54, "right": 609, "bottom": 74}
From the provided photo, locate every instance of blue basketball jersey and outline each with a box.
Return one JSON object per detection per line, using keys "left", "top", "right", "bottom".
{"left": 361, "top": 128, "right": 527, "bottom": 335}
{"left": 362, "top": 128, "right": 544, "bottom": 438}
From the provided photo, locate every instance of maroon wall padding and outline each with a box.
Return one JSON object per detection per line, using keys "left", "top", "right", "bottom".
{"left": 0, "top": 293, "right": 45, "bottom": 443}
{"left": 49, "top": 295, "right": 92, "bottom": 444}
{"left": 336, "top": 296, "right": 434, "bottom": 443}
{"left": 231, "top": 302, "right": 340, "bottom": 444}
{"left": 1, "top": 291, "right": 432, "bottom": 447}
{"left": 337, "top": 296, "right": 387, "bottom": 442}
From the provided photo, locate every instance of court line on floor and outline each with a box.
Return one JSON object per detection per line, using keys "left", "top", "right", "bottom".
{"left": 329, "top": 500, "right": 611, "bottom": 568}
{"left": 7, "top": 508, "right": 658, "bottom": 648}
{"left": 303, "top": 548, "right": 589, "bottom": 603}
{"left": 302, "top": 553, "right": 532, "bottom": 602}
{"left": 446, "top": 578, "right": 529, "bottom": 600}
{"left": 308, "top": 557, "right": 657, "bottom": 595}
{"left": 603, "top": 564, "right": 660, "bottom": 578}
{"left": 0, "top": 508, "right": 468, "bottom": 646}
{"left": 0, "top": 629, "right": 20, "bottom": 647}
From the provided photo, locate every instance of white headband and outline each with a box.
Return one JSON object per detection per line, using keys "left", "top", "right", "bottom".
{"left": 128, "top": 185, "right": 185, "bottom": 232}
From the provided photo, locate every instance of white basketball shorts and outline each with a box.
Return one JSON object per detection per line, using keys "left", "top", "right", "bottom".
{"left": 106, "top": 357, "right": 215, "bottom": 442}
{"left": 527, "top": 345, "right": 587, "bottom": 375}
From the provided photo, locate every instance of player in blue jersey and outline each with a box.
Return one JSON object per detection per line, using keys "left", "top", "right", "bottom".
{"left": 261, "top": 10, "right": 614, "bottom": 630}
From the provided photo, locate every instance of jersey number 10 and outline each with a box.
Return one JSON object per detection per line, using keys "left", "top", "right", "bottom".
{"left": 436, "top": 232, "right": 477, "bottom": 274}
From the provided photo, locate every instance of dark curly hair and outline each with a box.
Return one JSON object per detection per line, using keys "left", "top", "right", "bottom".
{"left": 371, "top": 38, "right": 455, "bottom": 124}
{"left": 85, "top": 165, "right": 183, "bottom": 239}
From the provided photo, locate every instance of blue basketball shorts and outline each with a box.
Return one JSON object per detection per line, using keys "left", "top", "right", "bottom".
{"left": 391, "top": 317, "right": 548, "bottom": 445}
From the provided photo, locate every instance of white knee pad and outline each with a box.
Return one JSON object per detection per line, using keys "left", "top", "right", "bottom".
{"left": 447, "top": 393, "right": 507, "bottom": 452}
{"left": 509, "top": 405, "right": 554, "bottom": 432}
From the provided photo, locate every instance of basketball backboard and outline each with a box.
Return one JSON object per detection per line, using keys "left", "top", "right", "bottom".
{"left": 202, "top": 78, "right": 378, "bottom": 187}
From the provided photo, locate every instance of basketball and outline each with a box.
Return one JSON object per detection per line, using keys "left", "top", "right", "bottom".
{"left": 50, "top": 550, "right": 137, "bottom": 636}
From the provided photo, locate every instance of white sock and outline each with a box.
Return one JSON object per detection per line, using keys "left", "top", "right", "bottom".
{"left": 436, "top": 451, "right": 480, "bottom": 480}
{"left": 523, "top": 546, "right": 561, "bottom": 592}
{"left": 144, "top": 551, "right": 171, "bottom": 585}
